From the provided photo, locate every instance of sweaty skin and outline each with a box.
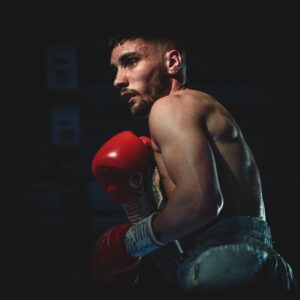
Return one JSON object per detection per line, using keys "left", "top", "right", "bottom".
{"left": 110, "top": 38, "right": 265, "bottom": 245}
{"left": 149, "top": 90, "right": 265, "bottom": 243}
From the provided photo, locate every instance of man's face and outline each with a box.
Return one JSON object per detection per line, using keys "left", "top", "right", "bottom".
{"left": 110, "top": 38, "right": 170, "bottom": 118}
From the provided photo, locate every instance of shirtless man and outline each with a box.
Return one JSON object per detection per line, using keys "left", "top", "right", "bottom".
{"left": 90, "top": 31, "right": 297, "bottom": 294}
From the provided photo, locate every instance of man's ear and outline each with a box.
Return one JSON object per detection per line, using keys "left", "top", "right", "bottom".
{"left": 165, "top": 49, "right": 182, "bottom": 75}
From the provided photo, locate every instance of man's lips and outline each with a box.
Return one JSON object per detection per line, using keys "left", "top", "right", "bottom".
{"left": 121, "top": 92, "right": 136, "bottom": 103}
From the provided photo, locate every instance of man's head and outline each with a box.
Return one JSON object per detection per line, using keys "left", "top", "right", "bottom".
{"left": 109, "top": 32, "right": 187, "bottom": 118}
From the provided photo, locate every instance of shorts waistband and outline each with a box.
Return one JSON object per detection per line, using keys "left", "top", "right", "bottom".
{"left": 196, "top": 216, "right": 273, "bottom": 246}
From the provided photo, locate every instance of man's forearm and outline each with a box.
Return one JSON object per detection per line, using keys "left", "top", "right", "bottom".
{"left": 151, "top": 187, "right": 219, "bottom": 243}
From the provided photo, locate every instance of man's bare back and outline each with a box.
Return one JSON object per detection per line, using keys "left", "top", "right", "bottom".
{"left": 150, "top": 88, "right": 265, "bottom": 224}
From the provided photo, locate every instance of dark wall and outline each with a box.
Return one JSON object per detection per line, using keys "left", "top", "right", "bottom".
{"left": 4, "top": 5, "right": 299, "bottom": 297}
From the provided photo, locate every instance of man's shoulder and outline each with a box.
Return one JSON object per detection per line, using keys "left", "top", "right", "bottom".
{"left": 149, "top": 94, "right": 175, "bottom": 116}
{"left": 151, "top": 89, "right": 216, "bottom": 116}
{"left": 153, "top": 89, "right": 216, "bottom": 108}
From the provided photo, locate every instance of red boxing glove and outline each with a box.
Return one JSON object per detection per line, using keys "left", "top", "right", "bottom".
{"left": 91, "top": 131, "right": 156, "bottom": 222}
{"left": 90, "top": 224, "right": 141, "bottom": 287}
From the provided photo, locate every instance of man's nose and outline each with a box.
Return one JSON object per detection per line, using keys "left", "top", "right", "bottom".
{"left": 113, "top": 70, "right": 128, "bottom": 89}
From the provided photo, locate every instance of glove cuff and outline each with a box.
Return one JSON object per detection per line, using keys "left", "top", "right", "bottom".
{"left": 124, "top": 212, "right": 166, "bottom": 257}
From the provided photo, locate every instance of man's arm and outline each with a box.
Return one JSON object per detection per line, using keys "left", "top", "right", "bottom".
{"left": 149, "top": 96, "right": 223, "bottom": 243}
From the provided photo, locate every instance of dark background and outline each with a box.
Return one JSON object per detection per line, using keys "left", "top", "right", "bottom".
{"left": 4, "top": 3, "right": 299, "bottom": 297}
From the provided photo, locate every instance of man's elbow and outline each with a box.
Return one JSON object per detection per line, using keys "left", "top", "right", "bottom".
{"left": 190, "top": 191, "right": 223, "bottom": 224}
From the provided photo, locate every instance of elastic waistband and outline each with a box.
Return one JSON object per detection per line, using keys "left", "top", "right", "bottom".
{"left": 196, "top": 216, "right": 273, "bottom": 246}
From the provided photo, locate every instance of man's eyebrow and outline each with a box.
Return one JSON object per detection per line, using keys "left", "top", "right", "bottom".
{"left": 110, "top": 52, "right": 140, "bottom": 68}
{"left": 118, "top": 52, "right": 140, "bottom": 64}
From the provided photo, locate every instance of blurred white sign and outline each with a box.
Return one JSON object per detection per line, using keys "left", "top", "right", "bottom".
{"left": 45, "top": 43, "right": 78, "bottom": 90}
{"left": 49, "top": 106, "right": 81, "bottom": 147}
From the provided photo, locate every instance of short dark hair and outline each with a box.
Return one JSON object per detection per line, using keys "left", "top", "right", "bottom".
{"left": 108, "top": 29, "right": 187, "bottom": 55}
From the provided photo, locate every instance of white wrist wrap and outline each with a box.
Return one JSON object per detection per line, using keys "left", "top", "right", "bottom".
{"left": 124, "top": 212, "right": 166, "bottom": 257}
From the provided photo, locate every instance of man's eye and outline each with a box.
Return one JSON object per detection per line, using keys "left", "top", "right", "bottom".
{"left": 126, "top": 59, "right": 138, "bottom": 67}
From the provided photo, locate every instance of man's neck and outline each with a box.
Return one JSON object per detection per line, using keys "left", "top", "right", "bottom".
{"left": 169, "top": 79, "right": 185, "bottom": 94}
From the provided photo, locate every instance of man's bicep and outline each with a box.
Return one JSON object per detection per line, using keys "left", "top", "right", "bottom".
{"left": 150, "top": 107, "right": 218, "bottom": 193}
{"left": 161, "top": 126, "right": 217, "bottom": 191}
